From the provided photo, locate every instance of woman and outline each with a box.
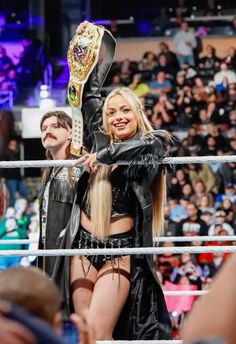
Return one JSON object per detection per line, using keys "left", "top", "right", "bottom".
{"left": 54, "top": 87, "right": 172, "bottom": 340}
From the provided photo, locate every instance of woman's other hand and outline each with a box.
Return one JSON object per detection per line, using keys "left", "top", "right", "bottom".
{"left": 76, "top": 21, "right": 90, "bottom": 35}
{"left": 72, "top": 153, "right": 98, "bottom": 174}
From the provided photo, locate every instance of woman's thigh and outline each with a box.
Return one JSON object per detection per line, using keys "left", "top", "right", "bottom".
{"left": 89, "top": 256, "right": 131, "bottom": 339}
{"left": 70, "top": 256, "right": 98, "bottom": 314}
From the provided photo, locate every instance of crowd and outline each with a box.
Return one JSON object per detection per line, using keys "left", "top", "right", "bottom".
{"left": 0, "top": 30, "right": 44, "bottom": 104}
{"left": 0, "top": 19, "right": 236, "bottom": 341}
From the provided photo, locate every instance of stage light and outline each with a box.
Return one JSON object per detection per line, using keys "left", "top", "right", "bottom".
{"left": 39, "top": 84, "right": 50, "bottom": 99}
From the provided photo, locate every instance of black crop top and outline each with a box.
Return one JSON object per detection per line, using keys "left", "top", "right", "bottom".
{"left": 81, "top": 168, "right": 135, "bottom": 218}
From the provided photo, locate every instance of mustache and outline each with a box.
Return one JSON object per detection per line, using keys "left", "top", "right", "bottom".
{"left": 44, "top": 133, "right": 57, "bottom": 140}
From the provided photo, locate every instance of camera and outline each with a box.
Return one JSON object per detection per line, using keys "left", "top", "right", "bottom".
{"left": 185, "top": 265, "right": 195, "bottom": 275}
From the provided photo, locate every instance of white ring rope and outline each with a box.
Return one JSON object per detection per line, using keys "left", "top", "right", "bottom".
{"left": 156, "top": 235, "right": 236, "bottom": 242}
{"left": 163, "top": 290, "right": 207, "bottom": 296}
{"left": 0, "top": 155, "right": 236, "bottom": 168}
{"left": 0, "top": 245, "right": 236, "bottom": 257}
{"left": 1, "top": 235, "right": 236, "bottom": 245}
{"left": 97, "top": 341, "right": 183, "bottom": 344}
{"left": 0, "top": 239, "right": 38, "bottom": 245}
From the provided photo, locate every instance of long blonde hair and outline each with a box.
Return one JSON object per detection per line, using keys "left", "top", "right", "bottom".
{"left": 89, "top": 87, "right": 170, "bottom": 239}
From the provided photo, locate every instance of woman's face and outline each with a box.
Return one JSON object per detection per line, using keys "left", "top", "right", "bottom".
{"left": 200, "top": 195, "right": 209, "bottom": 207}
{"left": 176, "top": 169, "right": 185, "bottom": 181}
{"left": 106, "top": 94, "right": 138, "bottom": 141}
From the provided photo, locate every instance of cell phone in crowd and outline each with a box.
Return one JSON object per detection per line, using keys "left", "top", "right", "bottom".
{"left": 62, "top": 319, "right": 79, "bottom": 344}
{"left": 4, "top": 303, "right": 64, "bottom": 344}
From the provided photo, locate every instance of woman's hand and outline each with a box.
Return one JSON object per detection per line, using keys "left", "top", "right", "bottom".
{"left": 72, "top": 153, "right": 98, "bottom": 174}
{"left": 76, "top": 21, "right": 90, "bottom": 35}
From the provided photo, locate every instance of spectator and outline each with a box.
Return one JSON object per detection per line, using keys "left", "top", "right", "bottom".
{"left": 176, "top": 201, "right": 208, "bottom": 238}
{"left": 169, "top": 199, "right": 188, "bottom": 223}
{"left": 0, "top": 267, "right": 61, "bottom": 331}
{"left": 16, "top": 30, "right": 45, "bottom": 102}
{"left": 199, "top": 194, "right": 215, "bottom": 216}
{"left": 191, "top": 179, "right": 214, "bottom": 207}
{"left": 151, "top": 93, "right": 175, "bottom": 129}
{"left": 181, "top": 183, "right": 194, "bottom": 199}
{"left": 171, "top": 253, "right": 202, "bottom": 289}
{"left": 138, "top": 51, "right": 157, "bottom": 77}
{"left": 169, "top": 168, "right": 191, "bottom": 200}
{"left": 103, "top": 74, "right": 124, "bottom": 93}
{"left": 200, "top": 136, "right": 218, "bottom": 156}
{"left": 224, "top": 47, "right": 236, "bottom": 71}
{"left": 2, "top": 138, "right": 28, "bottom": 207}
{"left": 208, "top": 210, "right": 234, "bottom": 236}
{"left": 152, "top": 7, "right": 171, "bottom": 36}
{"left": 153, "top": 54, "right": 175, "bottom": 78}
{"left": 0, "top": 210, "right": 22, "bottom": 269}
{"left": 198, "top": 45, "right": 221, "bottom": 81}
{"left": 185, "top": 127, "right": 202, "bottom": 152}
{"left": 157, "top": 42, "right": 179, "bottom": 72}
{"left": 0, "top": 267, "right": 93, "bottom": 344}
{"left": 230, "top": 16, "right": 236, "bottom": 35}
{"left": 220, "top": 162, "right": 236, "bottom": 188}
{"left": 0, "top": 45, "right": 13, "bottom": 72}
{"left": 163, "top": 205, "right": 178, "bottom": 236}
{"left": 214, "top": 62, "right": 236, "bottom": 90}
{"left": 174, "top": 22, "right": 197, "bottom": 67}
{"left": 175, "top": 0, "right": 191, "bottom": 20}
{"left": 128, "top": 74, "right": 150, "bottom": 97}
{"left": 203, "top": 0, "right": 221, "bottom": 16}
{"left": 226, "top": 83, "right": 236, "bottom": 110}
{"left": 0, "top": 302, "right": 37, "bottom": 344}
{"left": 119, "top": 58, "right": 135, "bottom": 85}
{"left": 221, "top": 183, "right": 236, "bottom": 203}
{"left": 188, "top": 163, "right": 218, "bottom": 194}
{"left": 148, "top": 71, "right": 172, "bottom": 98}
{"left": 175, "top": 70, "right": 187, "bottom": 91}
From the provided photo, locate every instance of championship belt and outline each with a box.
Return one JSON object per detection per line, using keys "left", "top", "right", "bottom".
{"left": 67, "top": 22, "right": 116, "bottom": 156}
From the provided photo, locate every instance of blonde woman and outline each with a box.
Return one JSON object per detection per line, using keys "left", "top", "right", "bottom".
{"left": 54, "top": 87, "right": 172, "bottom": 341}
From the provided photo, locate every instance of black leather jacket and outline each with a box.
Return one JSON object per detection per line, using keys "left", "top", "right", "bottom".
{"left": 52, "top": 66, "right": 172, "bottom": 340}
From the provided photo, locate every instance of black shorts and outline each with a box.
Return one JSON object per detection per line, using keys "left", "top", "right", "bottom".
{"left": 72, "top": 225, "right": 135, "bottom": 271}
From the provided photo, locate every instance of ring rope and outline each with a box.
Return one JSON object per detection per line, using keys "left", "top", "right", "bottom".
{"left": 164, "top": 290, "right": 207, "bottom": 296}
{"left": 0, "top": 239, "right": 38, "bottom": 245}
{"left": 0, "top": 245, "right": 236, "bottom": 257}
{"left": 97, "top": 340, "right": 183, "bottom": 344}
{"left": 0, "top": 155, "right": 236, "bottom": 168}
{"left": 1, "top": 235, "right": 236, "bottom": 245}
{"left": 156, "top": 235, "right": 236, "bottom": 242}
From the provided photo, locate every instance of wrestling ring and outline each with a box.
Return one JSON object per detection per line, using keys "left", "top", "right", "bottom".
{"left": 1, "top": 154, "right": 236, "bottom": 344}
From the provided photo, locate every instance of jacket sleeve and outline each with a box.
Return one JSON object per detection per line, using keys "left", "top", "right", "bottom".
{"left": 96, "top": 131, "right": 168, "bottom": 164}
{"left": 81, "top": 66, "right": 104, "bottom": 151}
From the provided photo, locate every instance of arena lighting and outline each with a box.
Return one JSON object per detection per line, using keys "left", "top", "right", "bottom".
{"left": 39, "top": 98, "right": 56, "bottom": 110}
{"left": 39, "top": 84, "right": 50, "bottom": 99}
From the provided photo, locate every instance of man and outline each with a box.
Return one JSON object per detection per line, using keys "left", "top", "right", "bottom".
{"left": 214, "top": 62, "right": 236, "bottom": 90}
{"left": 174, "top": 21, "right": 197, "bottom": 67}
{"left": 176, "top": 201, "right": 208, "bottom": 241}
{"left": 38, "top": 111, "right": 82, "bottom": 277}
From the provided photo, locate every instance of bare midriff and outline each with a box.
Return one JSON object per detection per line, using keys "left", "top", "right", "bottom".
{"left": 80, "top": 210, "right": 134, "bottom": 235}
